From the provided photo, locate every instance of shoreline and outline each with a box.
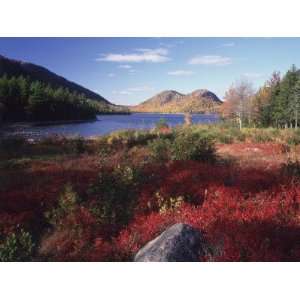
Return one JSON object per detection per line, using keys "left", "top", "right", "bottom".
{"left": 129, "top": 111, "right": 219, "bottom": 115}
{"left": 0, "top": 112, "right": 132, "bottom": 128}
{"left": 33, "top": 119, "right": 98, "bottom": 127}
{"left": 0, "top": 118, "right": 98, "bottom": 129}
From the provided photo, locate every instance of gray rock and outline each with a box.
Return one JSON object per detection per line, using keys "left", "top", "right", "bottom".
{"left": 134, "top": 223, "right": 207, "bottom": 262}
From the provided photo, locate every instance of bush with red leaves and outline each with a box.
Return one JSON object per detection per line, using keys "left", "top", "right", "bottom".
{"left": 2, "top": 136, "right": 300, "bottom": 261}
{"left": 115, "top": 182, "right": 300, "bottom": 261}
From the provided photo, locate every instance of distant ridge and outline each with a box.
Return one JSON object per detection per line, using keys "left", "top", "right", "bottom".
{"left": 0, "top": 54, "right": 111, "bottom": 105}
{"left": 131, "top": 89, "right": 222, "bottom": 113}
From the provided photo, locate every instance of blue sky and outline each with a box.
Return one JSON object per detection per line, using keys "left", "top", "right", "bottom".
{"left": 0, "top": 37, "right": 299, "bottom": 105}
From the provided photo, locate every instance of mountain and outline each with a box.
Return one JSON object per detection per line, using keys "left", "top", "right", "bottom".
{"left": 0, "top": 54, "right": 110, "bottom": 104}
{"left": 131, "top": 89, "right": 222, "bottom": 113}
{"left": 133, "top": 90, "right": 185, "bottom": 112}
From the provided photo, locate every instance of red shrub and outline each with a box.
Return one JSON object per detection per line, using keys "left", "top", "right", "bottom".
{"left": 115, "top": 183, "right": 300, "bottom": 261}
{"left": 39, "top": 206, "right": 99, "bottom": 261}
{"left": 2, "top": 148, "right": 300, "bottom": 261}
{"left": 115, "top": 211, "right": 176, "bottom": 260}
{"left": 88, "top": 238, "right": 115, "bottom": 261}
{"left": 136, "top": 161, "right": 281, "bottom": 215}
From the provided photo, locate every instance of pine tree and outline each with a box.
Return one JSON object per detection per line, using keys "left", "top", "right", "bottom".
{"left": 17, "top": 76, "right": 30, "bottom": 105}
{"left": 27, "top": 81, "right": 46, "bottom": 120}
{"left": 292, "top": 79, "right": 300, "bottom": 128}
{"left": 275, "top": 65, "right": 299, "bottom": 128}
{"left": 0, "top": 75, "right": 9, "bottom": 103}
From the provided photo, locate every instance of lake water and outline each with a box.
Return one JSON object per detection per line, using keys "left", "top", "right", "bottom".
{"left": 2, "top": 113, "right": 220, "bottom": 139}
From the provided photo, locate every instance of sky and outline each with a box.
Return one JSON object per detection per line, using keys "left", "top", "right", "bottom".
{"left": 0, "top": 37, "right": 300, "bottom": 105}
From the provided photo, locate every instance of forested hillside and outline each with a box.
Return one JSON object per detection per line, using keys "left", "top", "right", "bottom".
{"left": 0, "top": 54, "right": 109, "bottom": 103}
{"left": 0, "top": 75, "right": 101, "bottom": 121}
{"left": 0, "top": 55, "right": 129, "bottom": 122}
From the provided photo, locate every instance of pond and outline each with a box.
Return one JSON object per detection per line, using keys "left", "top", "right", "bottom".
{"left": 1, "top": 113, "right": 220, "bottom": 139}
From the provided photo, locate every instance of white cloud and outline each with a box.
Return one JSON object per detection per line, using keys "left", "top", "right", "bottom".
{"left": 135, "top": 48, "right": 168, "bottom": 55}
{"left": 108, "top": 73, "right": 115, "bottom": 77}
{"left": 243, "top": 72, "right": 263, "bottom": 79}
{"left": 221, "top": 42, "right": 235, "bottom": 47}
{"left": 97, "top": 48, "right": 170, "bottom": 63}
{"left": 113, "top": 85, "right": 153, "bottom": 95}
{"left": 189, "top": 55, "right": 232, "bottom": 66}
{"left": 167, "top": 70, "right": 194, "bottom": 76}
{"left": 118, "top": 64, "right": 132, "bottom": 69}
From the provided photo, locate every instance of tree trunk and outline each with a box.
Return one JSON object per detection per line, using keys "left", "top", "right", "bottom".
{"left": 238, "top": 117, "right": 242, "bottom": 130}
{"left": 184, "top": 113, "right": 192, "bottom": 126}
{"left": 296, "top": 110, "right": 298, "bottom": 129}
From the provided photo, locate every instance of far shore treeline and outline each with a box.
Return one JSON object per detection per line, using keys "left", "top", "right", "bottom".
{"left": 0, "top": 75, "right": 129, "bottom": 122}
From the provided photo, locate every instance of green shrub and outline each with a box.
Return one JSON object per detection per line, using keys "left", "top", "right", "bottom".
{"left": 219, "top": 134, "right": 234, "bottom": 144}
{"left": 88, "top": 163, "right": 140, "bottom": 227}
{"left": 148, "top": 128, "right": 216, "bottom": 162}
{"left": 171, "top": 130, "right": 216, "bottom": 162}
{"left": 148, "top": 137, "right": 171, "bottom": 162}
{"left": 252, "top": 132, "right": 273, "bottom": 143}
{"left": 106, "top": 130, "right": 156, "bottom": 148}
{"left": 45, "top": 183, "right": 80, "bottom": 227}
{"left": 108, "top": 130, "right": 134, "bottom": 147}
{"left": 132, "top": 130, "right": 157, "bottom": 146}
{"left": 0, "top": 229, "right": 35, "bottom": 262}
{"left": 221, "top": 127, "right": 246, "bottom": 143}
{"left": 238, "top": 128, "right": 279, "bottom": 143}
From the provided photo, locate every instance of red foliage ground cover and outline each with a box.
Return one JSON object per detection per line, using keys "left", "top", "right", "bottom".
{"left": 217, "top": 142, "right": 287, "bottom": 156}
{"left": 0, "top": 157, "right": 100, "bottom": 240}
{"left": 217, "top": 142, "right": 290, "bottom": 169}
{"left": 1, "top": 143, "right": 300, "bottom": 261}
{"left": 116, "top": 176, "right": 300, "bottom": 261}
{"left": 90, "top": 158, "right": 300, "bottom": 261}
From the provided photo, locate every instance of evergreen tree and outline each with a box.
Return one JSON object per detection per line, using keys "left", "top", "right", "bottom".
{"left": 27, "top": 81, "right": 46, "bottom": 120}
{"left": 274, "top": 65, "right": 298, "bottom": 127}
{"left": 0, "top": 75, "right": 9, "bottom": 103}
{"left": 291, "top": 79, "right": 300, "bottom": 128}
{"left": 17, "top": 76, "right": 30, "bottom": 105}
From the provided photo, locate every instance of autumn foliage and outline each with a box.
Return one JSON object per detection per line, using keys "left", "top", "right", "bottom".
{"left": 1, "top": 127, "right": 300, "bottom": 261}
